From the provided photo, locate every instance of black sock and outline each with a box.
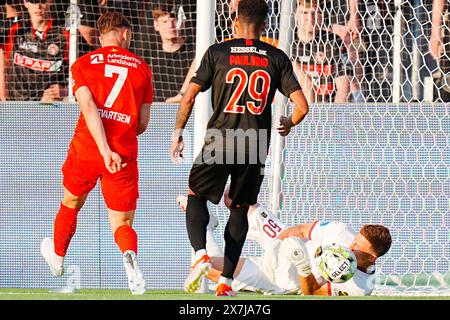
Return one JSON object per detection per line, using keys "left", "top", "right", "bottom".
{"left": 222, "top": 206, "right": 249, "bottom": 279}
{"left": 186, "top": 195, "right": 210, "bottom": 252}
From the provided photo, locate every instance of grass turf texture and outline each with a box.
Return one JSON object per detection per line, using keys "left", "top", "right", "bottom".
{"left": 0, "top": 289, "right": 448, "bottom": 300}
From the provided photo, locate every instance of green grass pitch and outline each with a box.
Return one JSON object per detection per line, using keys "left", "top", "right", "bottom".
{"left": 0, "top": 288, "right": 447, "bottom": 300}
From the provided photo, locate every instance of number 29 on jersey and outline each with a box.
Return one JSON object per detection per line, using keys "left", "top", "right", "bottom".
{"left": 224, "top": 67, "right": 271, "bottom": 115}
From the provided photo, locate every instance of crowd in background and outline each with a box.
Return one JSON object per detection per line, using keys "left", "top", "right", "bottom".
{"left": 0, "top": 0, "right": 449, "bottom": 103}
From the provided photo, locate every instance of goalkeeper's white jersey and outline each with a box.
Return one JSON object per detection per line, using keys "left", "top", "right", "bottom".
{"left": 247, "top": 205, "right": 376, "bottom": 296}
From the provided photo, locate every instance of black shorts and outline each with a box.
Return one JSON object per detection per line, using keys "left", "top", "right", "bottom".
{"left": 189, "top": 157, "right": 265, "bottom": 207}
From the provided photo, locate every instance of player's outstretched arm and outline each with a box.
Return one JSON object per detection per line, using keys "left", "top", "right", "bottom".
{"left": 277, "top": 89, "right": 309, "bottom": 136}
{"left": 75, "top": 86, "right": 124, "bottom": 173}
{"left": 170, "top": 82, "right": 202, "bottom": 163}
{"left": 280, "top": 236, "right": 331, "bottom": 296}
{"left": 165, "top": 58, "right": 197, "bottom": 103}
{"left": 277, "top": 222, "right": 316, "bottom": 240}
{"left": 137, "top": 103, "right": 151, "bottom": 135}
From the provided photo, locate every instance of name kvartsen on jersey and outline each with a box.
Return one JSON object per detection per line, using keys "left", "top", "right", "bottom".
{"left": 98, "top": 108, "right": 131, "bottom": 124}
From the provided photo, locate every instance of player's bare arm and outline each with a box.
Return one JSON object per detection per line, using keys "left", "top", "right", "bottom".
{"left": 166, "top": 58, "right": 197, "bottom": 103}
{"left": 277, "top": 222, "right": 316, "bottom": 240}
{"left": 299, "top": 274, "right": 330, "bottom": 296}
{"left": 137, "top": 103, "right": 152, "bottom": 135}
{"left": 278, "top": 235, "right": 333, "bottom": 296}
{"left": 75, "top": 86, "right": 124, "bottom": 173}
{"left": 277, "top": 89, "right": 309, "bottom": 136}
{"left": 170, "top": 82, "right": 202, "bottom": 163}
{"left": 293, "top": 61, "right": 315, "bottom": 104}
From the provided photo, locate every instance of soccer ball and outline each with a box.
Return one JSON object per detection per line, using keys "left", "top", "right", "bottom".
{"left": 315, "top": 244, "right": 357, "bottom": 283}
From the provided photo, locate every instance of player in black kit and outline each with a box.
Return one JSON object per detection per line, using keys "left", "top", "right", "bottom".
{"left": 170, "top": 0, "right": 309, "bottom": 297}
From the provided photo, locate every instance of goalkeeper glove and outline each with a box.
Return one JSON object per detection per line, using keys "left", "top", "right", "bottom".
{"left": 280, "top": 237, "right": 312, "bottom": 277}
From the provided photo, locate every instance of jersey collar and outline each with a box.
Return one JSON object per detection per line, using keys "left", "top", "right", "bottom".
{"left": 32, "top": 19, "right": 53, "bottom": 41}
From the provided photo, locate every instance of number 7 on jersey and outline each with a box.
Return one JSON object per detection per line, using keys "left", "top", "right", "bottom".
{"left": 104, "top": 64, "right": 128, "bottom": 108}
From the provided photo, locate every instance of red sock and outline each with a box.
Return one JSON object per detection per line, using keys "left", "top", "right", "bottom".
{"left": 114, "top": 225, "right": 138, "bottom": 254}
{"left": 53, "top": 203, "right": 80, "bottom": 257}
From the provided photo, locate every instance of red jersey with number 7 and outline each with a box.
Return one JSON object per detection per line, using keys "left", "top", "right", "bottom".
{"left": 70, "top": 45, "right": 153, "bottom": 161}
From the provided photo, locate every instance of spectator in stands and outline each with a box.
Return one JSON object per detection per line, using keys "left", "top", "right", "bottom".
{"left": 150, "top": 3, "right": 195, "bottom": 103}
{"left": 0, "top": 1, "right": 22, "bottom": 101}
{"left": 346, "top": 0, "right": 395, "bottom": 102}
{"left": 430, "top": 0, "right": 450, "bottom": 102}
{"left": 0, "top": 0, "right": 69, "bottom": 102}
{"left": 293, "top": 0, "right": 351, "bottom": 104}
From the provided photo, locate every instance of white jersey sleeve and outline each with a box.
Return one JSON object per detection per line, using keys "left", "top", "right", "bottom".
{"left": 309, "top": 221, "right": 354, "bottom": 245}
{"left": 247, "top": 204, "right": 287, "bottom": 250}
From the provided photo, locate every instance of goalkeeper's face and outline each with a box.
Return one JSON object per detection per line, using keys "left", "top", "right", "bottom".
{"left": 349, "top": 233, "right": 378, "bottom": 265}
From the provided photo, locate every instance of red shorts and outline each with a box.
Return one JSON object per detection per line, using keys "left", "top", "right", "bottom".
{"left": 62, "top": 146, "right": 139, "bottom": 212}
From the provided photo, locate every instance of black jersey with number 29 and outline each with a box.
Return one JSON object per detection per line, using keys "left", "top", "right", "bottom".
{"left": 191, "top": 38, "right": 301, "bottom": 133}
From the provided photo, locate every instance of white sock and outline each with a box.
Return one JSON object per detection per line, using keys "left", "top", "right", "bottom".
{"left": 194, "top": 249, "right": 207, "bottom": 260}
{"left": 206, "top": 229, "right": 223, "bottom": 257}
{"left": 219, "top": 276, "right": 233, "bottom": 287}
{"left": 53, "top": 252, "right": 64, "bottom": 266}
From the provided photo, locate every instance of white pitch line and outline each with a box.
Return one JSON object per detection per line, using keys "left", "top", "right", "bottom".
{"left": 0, "top": 292, "right": 74, "bottom": 295}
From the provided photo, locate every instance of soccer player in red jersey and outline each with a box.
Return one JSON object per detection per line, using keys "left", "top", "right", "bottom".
{"left": 40, "top": 12, "right": 153, "bottom": 295}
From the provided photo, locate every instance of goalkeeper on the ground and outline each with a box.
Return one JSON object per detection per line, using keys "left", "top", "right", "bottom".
{"left": 177, "top": 192, "right": 391, "bottom": 296}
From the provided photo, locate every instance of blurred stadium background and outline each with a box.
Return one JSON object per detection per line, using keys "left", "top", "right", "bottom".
{"left": 0, "top": 0, "right": 449, "bottom": 297}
